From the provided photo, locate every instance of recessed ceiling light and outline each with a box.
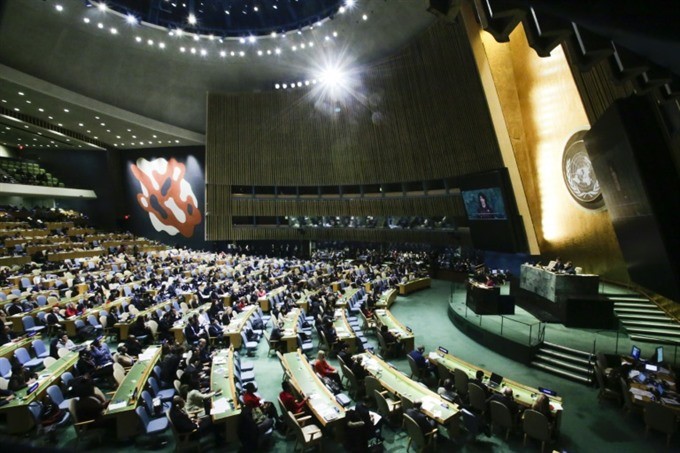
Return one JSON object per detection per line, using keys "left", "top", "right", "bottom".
{"left": 63, "top": 108, "right": 69, "bottom": 113}
{"left": 78, "top": 123, "right": 84, "bottom": 126}
{"left": 97, "top": 3, "right": 107, "bottom": 12}
{"left": 239, "top": 51, "right": 245, "bottom": 57}
{"left": 97, "top": 23, "right": 104, "bottom": 29}
{"left": 180, "top": 47, "right": 186, "bottom": 53}
{"left": 38, "top": 108, "right": 44, "bottom": 112}
{"left": 110, "top": 27, "right": 118, "bottom": 34}
{"left": 100, "top": 122, "right": 105, "bottom": 126}
{"left": 25, "top": 100, "right": 31, "bottom": 104}
{"left": 362, "top": 14, "right": 368, "bottom": 20}
{"left": 159, "top": 42, "right": 166, "bottom": 49}
{"left": 126, "top": 14, "right": 137, "bottom": 25}
{"left": 18, "top": 91, "right": 24, "bottom": 96}
{"left": 14, "top": 108, "right": 19, "bottom": 112}
{"left": 188, "top": 13, "right": 197, "bottom": 25}
{"left": 219, "top": 50, "right": 226, "bottom": 57}
{"left": 200, "top": 49, "right": 207, "bottom": 56}
{"left": 55, "top": 4, "right": 64, "bottom": 12}
{"left": 48, "top": 116, "right": 54, "bottom": 119}
{"left": 83, "top": 17, "right": 90, "bottom": 24}
{"left": 135, "top": 36, "right": 142, "bottom": 43}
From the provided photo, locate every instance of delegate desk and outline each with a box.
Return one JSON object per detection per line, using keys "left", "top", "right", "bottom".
{"left": 429, "top": 350, "right": 564, "bottom": 428}
{"left": 0, "top": 335, "right": 35, "bottom": 359}
{"left": 466, "top": 281, "right": 514, "bottom": 315}
{"left": 624, "top": 359, "right": 680, "bottom": 413}
{"left": 259, "top": 286, "right": 287, "bottom": 312}
{"left": 280, "top": 309, "right": 303, "bottom": 353}
{"left": 333, "top": 308, "right": 358, "bottom": 352}
{"left": 280, "top": 350, "right": 345, "bottom": 428}
{"left": 47, "top": 249, "right": 105, "bottom": 261}
{"left": 104, "top": 345, "right": 162, "bottom": 440}
{"left": 335, "top": 287, "right": 362, "bottom": 308}
{"left": 210, "top": 348, "right": 241, "bottom": 441}
{"left": 374, "top": 289, "right": 398, "bottom": 309}
{"left": 374, "top": 309, "right": 415, "bottom": 352}
{"left": 0, "top": 351, "right": 78, "bottom": 434}
{"left": 170, "top": 302, "right": 211, "bottom": 344}
{"left": 114, "top": 300, "right": 172, "bottom": 340}
{"left": 356, "top": 351, "right": 460, "bottom": 434}
{"left": 224, "top": 306, "right": 258, "bottom": 349}
{"left": 398, "top": 277, "right": 431, "bottom": 295}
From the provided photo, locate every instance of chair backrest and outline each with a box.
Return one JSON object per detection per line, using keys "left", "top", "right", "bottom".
{"left": 37, "top": 295, "right": 47, "bottom": 306}
{"left": 594, "top": 364, "right": 606, "bottom": 389}
{"left": 136, "top": 406, "right": 150, "bottom": 429}
{"left": 43, "top": 357, "right": 57, "bottom": 367}
{"left": 148, "top": 376, "right": 160, "bottom": 394}
{"left": 406, "top": 355, "right": 421, "bottom": 377}
{"left": 114, "top": 368, "right": 126, "bottom": 386}
{"left": 61, "top": 371, "right": 74, "bottom": 388}
{"left": 58, "top": 347, "right": 70, "bottom": 358}
{"left": 141, "top": 390, "right": 154, "bottom": 414}
{"left": 522, "top": 409, "right": 551, "bottom": 442}
{"left": 436, "top": 361, "right": 451, "bottom": 383}
{"left": 364, "top": 376, "right": 381, "bottom": 404}
{"left": 489, "top": 400, "right": 513, "bottom": 429}
{"left": 644, "top": 402, "right": 678, "bottom": 435}
{"left": 453, "top": 368, "right": 469, "bottom": 396}
{"left": 14, "top": 347, "right": 30, "bottom": 365}
{"left": 47, "top": 385, "right": 64, "bottom": 405}
{"left": 403, "top": 413, "right": 426, "bottom": 448}
{"left": 147, "top": 320, "right": 158, "bottom": 337}
{"left": 99, "top": 316, "right": 108, "bottom": 328}
{"left": 74, "top": 319, "right": 85, "bottom": 329}
{"left": 468, "top": 383, "right": 487, "bottom": 413}
{"left": 374, "top": 389, "right": 391, "bottom": 416}
{"left": 619, "top": 377, "right": 635, "bottom": 411}
{"left": 33, "top": 339, "right": 47, "bottom": 356}
{"left": 87, "top": 315, "right": 98, "bottom": 326}
{"left": 22, "top": 316, "right": 36, "bottom": 330}
{"left": 0, "top": 358, "right": 12, "bottom": 377}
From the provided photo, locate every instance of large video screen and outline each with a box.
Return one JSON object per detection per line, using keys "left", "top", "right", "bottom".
{"left": 462, "top": 187, "right": 507, "bottom": 220}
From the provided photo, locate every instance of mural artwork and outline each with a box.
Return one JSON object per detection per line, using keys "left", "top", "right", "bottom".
{"left": 130, "top": 157, "right": 201, "bottom": 237}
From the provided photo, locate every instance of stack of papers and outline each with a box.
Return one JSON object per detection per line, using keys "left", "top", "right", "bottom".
{"left": 210, "top": 398, "right": 230, "bottom": 415}
{"left": 108, "top": 401, "right": 127, "bottom": 411}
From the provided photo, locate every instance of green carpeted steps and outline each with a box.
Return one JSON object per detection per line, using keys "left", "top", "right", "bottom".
{"left": 530, "top": 342, "right": 594, "bottom": 385}
{"left": 611, "top": 294, "right": 680, "bottom": 345}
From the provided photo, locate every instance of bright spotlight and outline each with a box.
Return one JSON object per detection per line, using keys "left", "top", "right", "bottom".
{"left": 188, "top": 13, "right": 197, "bottom": 25}
{"left": 319, "top": 66, "right": 347, "bottom": 88}
{"left": 125, "top": 14, "right": 137, "bottom": 25}
{"left": 97, "top": 2, "right": 107, "bottom": 12}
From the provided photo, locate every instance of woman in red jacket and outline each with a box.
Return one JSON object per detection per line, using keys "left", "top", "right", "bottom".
{"left": 314, "top": 350, "right": 344, "bottom": 391}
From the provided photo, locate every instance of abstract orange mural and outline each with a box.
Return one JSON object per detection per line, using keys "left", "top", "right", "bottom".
{"left": 130, "top": 157, "right": 202, "bottom": 238}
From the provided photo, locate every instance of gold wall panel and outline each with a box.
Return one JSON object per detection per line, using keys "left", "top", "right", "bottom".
{"left": 473, "top": 22, "right": 628, "bottom": 279}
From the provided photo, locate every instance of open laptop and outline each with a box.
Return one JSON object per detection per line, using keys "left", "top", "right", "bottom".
{"left": 488, "top": 372, "right": 503, "bottom": 388}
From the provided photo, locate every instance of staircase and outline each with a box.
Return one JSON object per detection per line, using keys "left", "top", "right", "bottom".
{"left": 530, "top": 342, "right": 594, "bottom": 384}
{"left": 611, "top": 294, "right": 680, "bottom": 345}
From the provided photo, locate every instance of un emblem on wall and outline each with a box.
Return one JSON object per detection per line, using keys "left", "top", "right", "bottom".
{"left": 562, "top": 131, "right": 604, "bottom": 209}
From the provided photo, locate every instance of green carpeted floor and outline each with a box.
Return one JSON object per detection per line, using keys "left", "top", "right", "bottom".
{"left": 2, "top": 279, "right": 670, "bottom": 452}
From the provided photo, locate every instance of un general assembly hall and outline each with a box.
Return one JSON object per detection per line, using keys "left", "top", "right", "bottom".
{"left": 0, "top": 0, "right": 679, "bottom": 451}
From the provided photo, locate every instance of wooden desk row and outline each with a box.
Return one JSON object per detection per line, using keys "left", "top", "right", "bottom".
{"left": 0, "top": 351, "right": 78, "bottom": 434}
{"left": 374, "top": 289, "right": 398, "bottom": 309}
{"left": 356, "top": 351, "right": 460, "bottom": 433}
{"left": 374, "top": 308, "right": 415, "bottom": 352}
{"left": 428, "top": 350, "right": 564, "bottom": 426}
{"left": 280, "top": 350, "right": 345, "bottom": 427}
{"left": 398, "top": 277, "right": 431, "bottom": 295}
{"left": 104, "top": 345, "right": 162, "bottom": 439}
